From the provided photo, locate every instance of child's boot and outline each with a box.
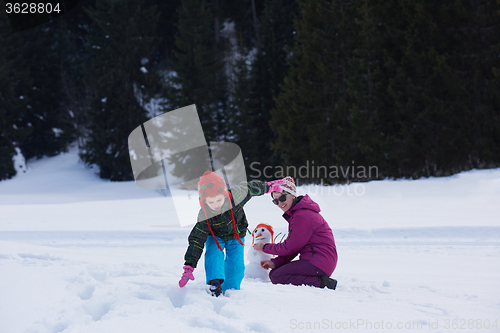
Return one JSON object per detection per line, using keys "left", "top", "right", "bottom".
{"left": 209, "top": 279, "right": 223, "bottom": 297}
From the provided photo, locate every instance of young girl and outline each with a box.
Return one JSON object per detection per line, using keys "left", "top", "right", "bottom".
{"left": 178, "top": 170, "right": 277, "bottom": 296}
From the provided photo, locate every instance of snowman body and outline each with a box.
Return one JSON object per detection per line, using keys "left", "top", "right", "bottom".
{"left": 245, "top": 224, "right": 274, "bottom": 281}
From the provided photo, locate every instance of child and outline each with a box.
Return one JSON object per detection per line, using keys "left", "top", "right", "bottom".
{"left": 178, "top": 170, "right": 277, "bottom": 296}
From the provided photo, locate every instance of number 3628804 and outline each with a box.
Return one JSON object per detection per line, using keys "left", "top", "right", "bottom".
{"left": 5, "top": 3, "right": 61, "bottom": 14}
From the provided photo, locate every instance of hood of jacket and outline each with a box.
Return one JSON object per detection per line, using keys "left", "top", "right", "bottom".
{"left": 283, "top": 194, "right": 320, "bottom": 219}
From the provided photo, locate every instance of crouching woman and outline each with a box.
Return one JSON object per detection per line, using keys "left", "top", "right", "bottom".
{"left": 253, "top": 176, "right": 338, "bottom": 289}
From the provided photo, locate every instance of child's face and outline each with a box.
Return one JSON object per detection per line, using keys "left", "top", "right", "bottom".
{"left": 205, "top": 194, "right": 225, "bottom": 211}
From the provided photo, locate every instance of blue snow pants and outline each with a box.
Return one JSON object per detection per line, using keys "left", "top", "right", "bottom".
{"left": 205, "top": 236, "right": 245, "bottom": 291}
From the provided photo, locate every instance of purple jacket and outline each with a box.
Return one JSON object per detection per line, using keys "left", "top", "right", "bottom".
{"left": 263, "top": 195, "right": 338, "bottom": 276}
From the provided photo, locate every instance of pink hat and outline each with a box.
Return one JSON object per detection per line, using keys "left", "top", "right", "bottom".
{"left": 279, "top": 176, "right": 297, "bottom": 196}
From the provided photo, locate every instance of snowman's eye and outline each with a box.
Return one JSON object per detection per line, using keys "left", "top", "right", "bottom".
{"left": 261, "top": 228, "right": 265, "bottom": 232}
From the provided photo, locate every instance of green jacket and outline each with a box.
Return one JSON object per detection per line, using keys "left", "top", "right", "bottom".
{"left": 184, "top": 180, "right": 268, "bottom": 268}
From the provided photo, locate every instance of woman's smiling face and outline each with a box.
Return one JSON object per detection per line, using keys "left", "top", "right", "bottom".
{"left": 272, "top": 191, "right": 295, "bottom": 212}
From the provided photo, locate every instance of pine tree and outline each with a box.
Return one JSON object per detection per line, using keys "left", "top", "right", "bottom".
{"left": 372, "top": 0, "right": 480, "bottom": 178}
{"left": 17, "top": 23, "right": 75, "bottom": 160}
{"left": 152, "top": 0, "right": 182, "bottom": 64}
{"left": 48, "top": 1, "right": 96, "bottom": 149}
{"left": 220, "top": 0, "right": 265, "bottom": 49}
{"left": 82, "top": 0, "right": 161, "bottom": 181}
{"left": 230, "top": 37, "right": 252, "bottom": 148}
{"left": 56, "top": 18, "right": 93, "bottom": 149}
{"left": 0, "top": 14, "right": 32, "bottom": 180}
{"left": 236, "top": 0, "right": 298, "bottom": 180}
{"left": 342, "top": 0, "right": 386, "bottom": 180}
{"left": 462, "top": 0, "right": 500, "bottom": 170}
{"left": 345, "top": 0, "right": 500, "bottom": 179}
{"left": 169, "top": 0, "right": 228, "bottom": 143}
{"left": 270, "top": 0, "right": 354, "bottom": 183}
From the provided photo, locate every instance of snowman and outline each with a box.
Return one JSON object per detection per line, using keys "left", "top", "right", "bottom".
{"left": 245, "top": 224, "right": 274, "bottom": 281}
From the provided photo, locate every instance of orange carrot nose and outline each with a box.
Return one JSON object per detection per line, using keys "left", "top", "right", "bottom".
{"left": 255, "top": 233, "right": 262, "bottom": 238}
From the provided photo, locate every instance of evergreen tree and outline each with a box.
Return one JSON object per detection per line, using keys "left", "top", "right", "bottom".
{"left": 152, "top": 0, "right": 182, "bottom": 65}
{"left": 462, "top": 0, "right": 500, "bottom": 169}
{"left": 343, "top": 0, "right": 386, "bottom": 179}
{"left": 367, "top": 0, "right": 497, "bottom": 178}
{"left": 273, "top": 0, "right": 500, "bottom": 181}
{"left": 235, "top": 0, "right": 298, "bottom": 180}
{"left": 56, "top": 18, "right": 93, "bottom": 149}
{"left": 220, "top": 0, "right": 265, "bottom": 49}
{"left": 0, "top": 14, "right": 31, "bottom": 180}
{"left": 270, "top": 0, "right": 354, "bottom": 183}
{"left": 17, "top": 23, "right": 75, "bottom": 160}
{"left": 169, "top": 0, "right": 228, "bottom": 142}
{"left": 82, "top": 0, "right": 161, "bottom": 181}
{"left": 229, "top": 37, "right": 253, "bottom": 168}
{"left": 385, "top": 1, "right": 459, "bottom": 177}
{"left": 53, "top": 3, "right": 97, "bottom": 149}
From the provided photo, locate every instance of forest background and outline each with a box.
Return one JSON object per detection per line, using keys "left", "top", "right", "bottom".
{"left": 1, "top": 0, "right": 499, "bottom": 184}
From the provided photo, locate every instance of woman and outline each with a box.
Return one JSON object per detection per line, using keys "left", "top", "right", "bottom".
{"left": 253, "top": 176, "right": 338, "bottom": 289}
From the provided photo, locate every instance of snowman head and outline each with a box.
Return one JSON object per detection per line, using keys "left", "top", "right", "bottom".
{"left": 252, "top": 224, "right": 274, "bottom": 245}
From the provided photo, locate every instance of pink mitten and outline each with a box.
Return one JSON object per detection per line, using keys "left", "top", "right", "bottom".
{"left": 179, "top": 265, "right": 195, "bottom": 287}
{"left": 265, "top": 179, "right": 284, "bottom": 193}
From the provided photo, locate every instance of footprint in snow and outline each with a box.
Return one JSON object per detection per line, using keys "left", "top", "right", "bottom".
{"left": 78, "top": 284, "right": 95, "bottom": 300}
{"left": 207, "top": 294, "right": 229, "bottom": 315}
{"left": 82, "top": 301, "right": 113, "bottom": 321}
{"left": 89, "top": 270, "right": 108, "bottom": 282}
{"left": 166, "top": 286, "right": 187, "bottom": 308}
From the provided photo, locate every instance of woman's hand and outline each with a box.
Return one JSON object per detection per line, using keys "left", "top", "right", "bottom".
{"left": 260, "top": 260, "right": 275, "bottom": 270}
{"left": 253, "top": 242, "right": 266, "bottom": 251}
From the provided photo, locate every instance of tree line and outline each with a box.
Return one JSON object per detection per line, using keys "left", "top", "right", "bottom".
{"left": 1, "top": 0, "right": 499, "bottom": 183}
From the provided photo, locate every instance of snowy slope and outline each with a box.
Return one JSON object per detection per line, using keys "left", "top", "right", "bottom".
{"left": 1, "top": 146, "right": 499, "bottom": 333}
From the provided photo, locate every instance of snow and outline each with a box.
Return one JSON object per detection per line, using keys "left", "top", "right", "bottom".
{"left": 52, "top": 128, "right": 63, "bottom": 137}
{"left": 12, "top": 147, "right": 27, "bottom": 176}
{"left": 1, "top": 145, "right": 500, "bottom": 333}
{"left": 143, "top": 97, "right": 167, "bottom": 119}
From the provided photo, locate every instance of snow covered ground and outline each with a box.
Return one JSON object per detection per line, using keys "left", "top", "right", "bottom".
{"left": 1, "top": 146, "right": 499, "bottom": 333}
